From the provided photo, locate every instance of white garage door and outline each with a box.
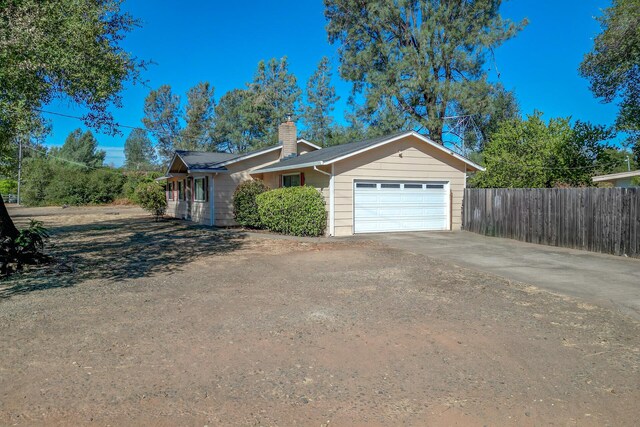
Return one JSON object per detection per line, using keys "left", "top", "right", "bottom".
{"left": 354, "top": 181, "right": 449, "bottom": 233}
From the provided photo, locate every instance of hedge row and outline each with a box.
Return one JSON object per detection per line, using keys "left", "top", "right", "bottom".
{"left": 233, "top": 180, "right": 327, "bottom": 237}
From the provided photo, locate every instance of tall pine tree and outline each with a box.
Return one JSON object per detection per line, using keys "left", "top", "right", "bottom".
{"left": 324, "top": 0, "right": 526, "bottom": 143}
{"left": 55, "top": 129, "right": 106, "bottom": 168}
{"left": 142, "top": 85, "right": 182, "bottom": 164}
{"left": 250, "top": 57, "right": 301, "bottom": 146}
{"left": 181, "top": 81, "right": 216, "bottom": 151}
{"left": 124, "top": 128, "right": 156, "bottom": 170}
{"left": 302, "top": 57, "right": 339, "bottom": 146}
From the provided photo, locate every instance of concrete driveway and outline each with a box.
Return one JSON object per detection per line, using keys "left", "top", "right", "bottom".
{"left": 364, "top": 231, "right": 640, "bottom": 319}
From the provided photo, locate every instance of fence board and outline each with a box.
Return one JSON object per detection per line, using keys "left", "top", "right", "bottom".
{"left": 463, "top": 188, "right": 640, "bottom": 258}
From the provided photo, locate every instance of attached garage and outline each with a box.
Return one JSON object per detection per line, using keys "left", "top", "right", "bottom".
{"left": 353, "top": 181, "right": 449, "bottom": 233}
{"left": 252, "top": 131, "right": 484, "bottom": 236}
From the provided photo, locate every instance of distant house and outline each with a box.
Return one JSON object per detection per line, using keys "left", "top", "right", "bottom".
{"left": 158, "top": 121, "right": 483, "bottom": 236}
{"left": 592, "top": 170, "right": 640, "bottom": 188}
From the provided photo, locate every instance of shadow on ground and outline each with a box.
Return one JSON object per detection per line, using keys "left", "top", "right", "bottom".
{"left": 0, "top": 217, "right": 247, "bottom": 299}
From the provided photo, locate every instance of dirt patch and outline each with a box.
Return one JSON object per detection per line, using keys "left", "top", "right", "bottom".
{"left": 1, "top": 206, "right": 639, "bottom": 425}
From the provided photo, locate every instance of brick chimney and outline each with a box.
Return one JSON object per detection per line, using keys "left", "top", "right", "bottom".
{"left": 279, "top": 119, "right": 297, "bottom": 159}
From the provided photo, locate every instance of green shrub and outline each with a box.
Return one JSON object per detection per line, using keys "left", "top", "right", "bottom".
{"left": 0, "top": 179, "right": 17, "bottom": 195}
{"left": 22, "top": 158, "right": 127, "bottom": 206}
{"left": 233, "top": 179, "right": 270, "bottom": 228}
{"left": 256, "top": 186, "right": 327, "bottom": 237}
{"left": 134, "top": 181, "right": 167, "bottom": 221}
{"left": 122, "top": 171, "right": 163, "bottom": 203}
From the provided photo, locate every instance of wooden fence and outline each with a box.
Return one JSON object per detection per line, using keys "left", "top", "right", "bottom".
{"left": 463, "top": 188, "right": 640, "bottom": 257}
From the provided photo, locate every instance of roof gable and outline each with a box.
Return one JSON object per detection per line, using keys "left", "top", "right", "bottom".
{"left": 252, "top": 131, "right": 484, "bottom": 173}
{"left": 165, "top": 139, "right": 323, "bottom": 174}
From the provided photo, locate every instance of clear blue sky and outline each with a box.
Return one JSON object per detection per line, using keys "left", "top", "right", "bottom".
{"left": 43, "top": 0, "right": 618, "bottom": 166}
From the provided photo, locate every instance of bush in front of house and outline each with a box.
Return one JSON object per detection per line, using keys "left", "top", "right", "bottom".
{"left": 233, "top": 179, "right": 270, "bottom": 228}
{"left": 134, "top": 181, "right": 167, "bottom": 221}
{"left": 256, "top": 186, "right": 327, "bottom": 237}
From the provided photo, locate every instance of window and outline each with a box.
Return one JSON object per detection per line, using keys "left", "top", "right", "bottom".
{"left": 380, "top": 183, "right": 401, "bottom": 189}
{"left": 282, "top": 173, "right": 301, "bottom": 187}
{"left": 404, "top": 184, "right": 423, "bottom": 189}
{"left": 178, "top": 181, "right": 184, "bottom": 200}
{"left": 194, "top": 177, "right": 206, "bottom": 201}
{"left": 167, "top": 182, "right": 174, "bottom": 200}
{"left": 426, "top": 184, "right": 445, "bottom": 189}
{"left": 356, "top": 183, "right": 377, "bottom": 188}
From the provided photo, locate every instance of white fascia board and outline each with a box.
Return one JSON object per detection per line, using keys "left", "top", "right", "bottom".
{"left": 322, "top": 131, "right": 485, "bottom": 172}
{"left": 165, "top": 152, "right": 182, "bottom": 175}
{"left": 592, "top": 170, "right": 640, "bottom": 182}
{"left": 251, "top": 161, "right": 324, "bottom": 174}
{"left": 297, "top": 139, "right": 322, "bottom": 150}
{"left": 187, "top": 168, "right": 226, "bottom": 173}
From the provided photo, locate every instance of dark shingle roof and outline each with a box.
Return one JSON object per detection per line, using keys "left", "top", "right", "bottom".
{"left": 253, "top": 131, "right": 409, "bottom": 172}
{"left": 175, "top": 150, "right": 237, "bottom": 170}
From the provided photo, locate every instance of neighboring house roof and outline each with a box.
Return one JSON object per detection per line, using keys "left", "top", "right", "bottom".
{"left": 592, "top": 170, "right": 640, "bottom": 183}
{"left": 165, "top": 139, "right": 317, "bottom": 174}
{"left": 253, "top": 130, "right": 484, "bottom": 174}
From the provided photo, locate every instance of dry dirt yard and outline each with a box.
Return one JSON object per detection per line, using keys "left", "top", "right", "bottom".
{"left": 1, "top": 205, "right": 639, "bottom": 426}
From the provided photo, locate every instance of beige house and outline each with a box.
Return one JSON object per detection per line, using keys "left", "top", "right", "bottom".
{"left": 160, "top": 121, "right": 483, "bottom": 236}
{"left": 160, "top": 133, "right": 320, "bottom": 226}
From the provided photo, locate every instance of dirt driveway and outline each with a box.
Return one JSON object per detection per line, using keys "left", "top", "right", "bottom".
{"left": 1, "top": 206, "right": 639, "bottom": 426}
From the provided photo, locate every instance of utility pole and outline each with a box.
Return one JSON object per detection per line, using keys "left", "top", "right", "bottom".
{"left": 17, "top": 136, "right": 22, "bottom": 205}
{"left": 626, "top": 155, "right": 631, "bottom": 172}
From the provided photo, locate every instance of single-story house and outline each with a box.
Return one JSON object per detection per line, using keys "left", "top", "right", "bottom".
{"left": 592, "top": 170, "right": 640, "bottom": 188}
{"left": 159, "top": 120, "right": 483, "bottom": 236}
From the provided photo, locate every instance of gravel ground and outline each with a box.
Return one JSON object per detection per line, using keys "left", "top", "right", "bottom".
{"left": 1, "top": 206, "right": 639, "bottom": 426}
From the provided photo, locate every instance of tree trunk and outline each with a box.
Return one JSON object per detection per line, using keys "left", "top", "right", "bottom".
{"left": 0, "top": 196, "right": 19, "bottom": 240}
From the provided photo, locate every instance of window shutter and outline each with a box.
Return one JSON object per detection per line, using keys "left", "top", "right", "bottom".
{"left": 300, "top": 173, "right": 305, "bottom": 186}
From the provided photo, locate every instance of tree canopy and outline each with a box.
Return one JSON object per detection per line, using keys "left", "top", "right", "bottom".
{"left": 0, "top": 0, "right": 144, "bottom": 138}
{"left": 53, "top": 129, "right": 106, "bottom": 168}
{"left": 324, "top": 0, "right": 526, "bottom": 142}
{"left": 142, "top": 85, "right": 182, "bottom": 164}
{"left": 180, "top": 81, "right": 216, "bottom": 151}
{"left": 579, "top": 0, "right": 640, "bottom": 150}
{"left": 302, "top": 57, "right": 340, "bottom": 146}
{"left": 124, "top": 128, "right": 156, "bottom": 170}
{"left": 471, "top": 113, "right": 618, "bottom": 188}
{"left": 0, "top": 0, "right": 143, "bottom": 242}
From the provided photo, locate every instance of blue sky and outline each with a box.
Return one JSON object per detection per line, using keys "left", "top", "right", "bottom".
{"left": 43, "top": 0, "right": 617, "bottom": 166}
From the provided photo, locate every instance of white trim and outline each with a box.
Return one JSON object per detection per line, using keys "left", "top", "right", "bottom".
{"left": 326, "top": 131, "right": 484, "bottom": 171}
{"left": 253, "top": 131, "right": 484, "bottom": 174}
{"left": 297, "top": 139, "right": 322, "bottom": 150}
{"left": 281, "top": 172, "right": 302, "bottom": 187}
{"left": 464, "top": 164, "right": 467, "bottom": 188}
{"left": 330, "top": 164, "right": 335, "bottom": 236}
{"left": 167, "top": 181, "right": 174, "bottom": 201}
{"left": 446, "top": 181, "right": 451, "bottom": 231}
{"left": 592, "top": 169, "right": 640, "bottom": 182}
{"left": 209, "top": 174, "right": 215, "bottom": 226}
{"left": 254, "top": 161, "right": 323, "bottom": 174}
{"left": 193, "top": 177, "right": 207, "bottom": 202}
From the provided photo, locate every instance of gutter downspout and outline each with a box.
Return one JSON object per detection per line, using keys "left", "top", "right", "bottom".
{"left": 314, "top": 166, "right": 334, "bottom": 237}
{"left": 209, "top": 173, "right": 218, "bottom": 227}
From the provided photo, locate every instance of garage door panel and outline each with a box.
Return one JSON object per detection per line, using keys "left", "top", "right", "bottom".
{"left": 354, "top": 181, "right": 448, "bottom": 233}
